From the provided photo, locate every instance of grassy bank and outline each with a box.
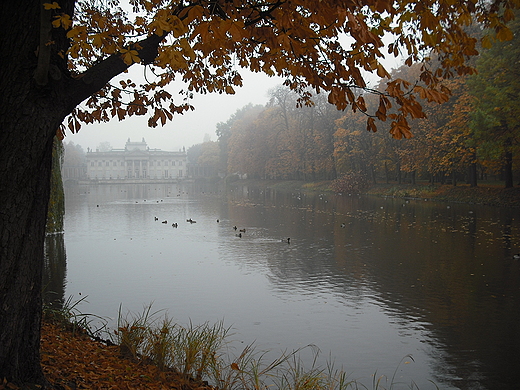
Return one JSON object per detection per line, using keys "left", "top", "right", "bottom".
{"left": 32, "top": 303, "right": 426, "bottom": 390}
{"left": 228, "top": 179, "right": 520, "bottom": 208}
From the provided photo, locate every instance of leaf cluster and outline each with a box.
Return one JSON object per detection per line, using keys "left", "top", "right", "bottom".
{"left": 41, "top": 0, "right": 520, "bottom": 139}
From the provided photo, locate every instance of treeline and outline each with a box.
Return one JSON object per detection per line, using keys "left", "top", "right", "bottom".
{"left": 204, "top": 17, "right": 519, "bottom": 189}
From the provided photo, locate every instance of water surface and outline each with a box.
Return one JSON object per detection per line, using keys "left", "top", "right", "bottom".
{"left": 47, "top": 183, "right": 520, "bottom": 389}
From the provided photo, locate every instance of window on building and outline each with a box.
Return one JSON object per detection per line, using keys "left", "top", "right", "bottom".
{"left": 172, "top": 161, "right": 176, "bottom": 166}
{"left": 98, "top": 161, "right": 102, "bottom": 166}
{"left": 113, "top": 161, "right": 117, "bottom": 166}
{"left": 157, "top": 161, "right": 161, "bottom": 166}
{"left": 90, "top": 162, "right": 94, "bottom": 166}
{"left": 179, "top": 170, "right": 183, "bottom": 177}
{"left": 164, "top": 170, "right": 168, "bottom": 178}
{"left": 179, "top": 161, "right": 182, "bottom": 166}
{"left": 106, "top": 161, "right": 110, "bottom": 166}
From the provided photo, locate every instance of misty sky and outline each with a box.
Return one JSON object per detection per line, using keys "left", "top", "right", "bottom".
{"left": 66, "top": 69, "right": 284, "bottom": 152}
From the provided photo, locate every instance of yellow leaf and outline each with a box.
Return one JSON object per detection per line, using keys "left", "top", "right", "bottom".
{"left": 171, "top": 15, "right": 187, "bottom": 37}
{"left": 179, "top": 38, "right": 196, "bottom": 61}
{"left": 503, "top": 8, "right": 515, "bottom": 23}
{"left": 52, "top": 14, "right": 72, "bottom": 30}
{"left": 496, "top": 26, "right": 513, "bottom": 42}
{"left": 91, "top": 34, "right": 104, "bottom": 48}
{"left": 481, "top": 35, "right": 492, "bottom": 49}
{"left": 121, "top": 49, "right": 140, "bottom": 65}
{"left": 43, "top": 2, "right": 60, "bottom": 10}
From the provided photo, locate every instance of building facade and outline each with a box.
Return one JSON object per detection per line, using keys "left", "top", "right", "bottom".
{"left": 85, "top": 138, "right": 187, "bottom": 181}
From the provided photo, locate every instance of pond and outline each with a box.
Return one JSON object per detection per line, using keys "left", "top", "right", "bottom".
{"left": 45, "top": 182, "right": 520, "bottom": 389}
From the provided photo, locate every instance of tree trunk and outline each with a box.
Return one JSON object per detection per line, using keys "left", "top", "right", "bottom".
{"left": 1, "top": 1, "right": 166, "bottom": 385}
{"left": 503, "top": 138, "right": 513, "bottom": 188}
{"left": 452, "top": 171, "right": 457, "bottom": 186}
{"left": 468, "top": 153, "right": 478, "bottom": 187}
{"left": 0, "top": 105, "right": 58, "bottom": 385}
{"left": 0, "top": 1, "right": 82, "bottom": 385}
{"left": 504, "top": 150, "right": 513, "bottom": 188}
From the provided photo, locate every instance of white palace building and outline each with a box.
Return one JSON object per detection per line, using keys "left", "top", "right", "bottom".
{"left": 85, "top": 138, "right": 187, "bottom": 182}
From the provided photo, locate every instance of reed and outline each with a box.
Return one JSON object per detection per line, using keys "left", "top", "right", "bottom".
{"left": 144, "top": 316, "right": 176, "bottom": 370}
{"left": 171, "top": 319, "right": 231, "bottom": 380}
{"left": 47, "top": 300, "right": 433, "bottom": 390}
{"left": 43, "top": 294, "right": 107, "bottom": 338}
{"left": 114, "top": 303, "right": 160, "bottom": 360}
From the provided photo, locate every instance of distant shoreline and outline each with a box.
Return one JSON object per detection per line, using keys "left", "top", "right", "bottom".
{"left": 226, "top": 179, "right": 520, "bottom": 208}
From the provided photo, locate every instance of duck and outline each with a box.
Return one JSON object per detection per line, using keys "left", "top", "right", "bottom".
{"left": 154, "top": 217, "right": 158, "bottom": 221}
{"left": 233, "top": 226, "right": 237, "bottom": 231}
{"left": 239, "top": 228, "right": 246, "bottom": 233}
{"left": 282, "top": 237, "right": 290, "bottom": 244}
{"left": 172, "top": 222, "right": 178, "bottom": 228}
{"left": 186, "top": 218, "right": 196, "bottom": 223}
{"left": 340, "top": 223, "right": 345, "bottom": 228}
{"left": 514, "top": 254, "right": 520, "bottom": 260}
{"left": 236, "top": 233, "right": 242, "bottom": 238}
{"left": 162, "top": 220, "right": 167, "bottom": 224}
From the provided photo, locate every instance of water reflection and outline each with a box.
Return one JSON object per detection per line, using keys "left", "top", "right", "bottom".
{"left": 43, "top": 233, "right": 67, "bottom": 310}
{"left": 62, "top": 183, "right": 520, "bottom": 389}
{"left": 220, "top": 186, "right": 520, "bottom": 389}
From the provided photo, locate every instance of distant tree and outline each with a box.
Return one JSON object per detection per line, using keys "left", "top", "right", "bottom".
{"left": 63, "top": 141, "right": 86, "bottom": 166}
{"left": 1, "top": 0, "right": 518, "bottom": 385}
{"left": 198, "top": 141, "right": 220, "bottom": 167}
{"left": 97, "top": 141, "right": 112, "bottom": 152}
{"left": 218, "top": 104, "right": 265, "bottom": 175}
{"left": 186, "top": 143, "right": 203, "bottom": 164}
{"left": 468, "top": 11, "right": 520, "bottom": 187}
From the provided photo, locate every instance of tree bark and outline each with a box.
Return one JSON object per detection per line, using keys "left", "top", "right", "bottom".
{"left": 0, "top": 1, "right": 168, "bottom": 385}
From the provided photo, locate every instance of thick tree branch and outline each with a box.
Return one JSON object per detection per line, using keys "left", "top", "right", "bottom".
{"left": 65, "top": 33, "right": 165, "bottom": 113}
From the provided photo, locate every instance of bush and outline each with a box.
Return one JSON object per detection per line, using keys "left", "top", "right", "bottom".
{"left": 331, "top": 172, "right": 370, "bottom": 194}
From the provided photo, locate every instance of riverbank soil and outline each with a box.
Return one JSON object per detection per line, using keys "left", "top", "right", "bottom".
{"left": 33, "top": 321, "right": 211, "bottom": 390}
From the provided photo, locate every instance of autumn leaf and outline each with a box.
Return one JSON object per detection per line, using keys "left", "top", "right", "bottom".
{"left": 120, "top": 49, "right": 140, "bottom": 65}
{"left": 52, "top": 14, "right": 72, "bottom": 29}
{"left": 496, "top": 26, "right": 513, "bottom": 42}
{"left": 366, "top": 117, "right": 377, "bottom": 133}
{"left": 43, "top": 2, "right": 60, "bottom": 10}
